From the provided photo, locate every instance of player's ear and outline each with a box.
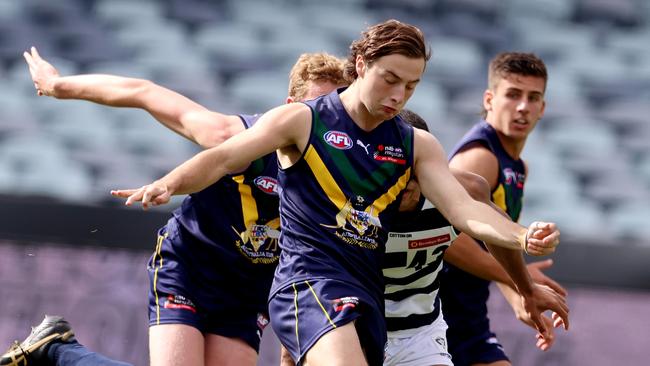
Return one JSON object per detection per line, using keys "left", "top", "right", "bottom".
{"left": 286, "top": 96, "right": 295, "bottom": 104}
{"left": 356, "top": 55, "right": 366, "bottom": 78}
{"left": 483, "top": 89, "right": 493, "bottom": 113}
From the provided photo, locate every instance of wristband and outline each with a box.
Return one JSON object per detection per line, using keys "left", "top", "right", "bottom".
{"left": 519, "top": 228, "right": 529, "bottom": 254}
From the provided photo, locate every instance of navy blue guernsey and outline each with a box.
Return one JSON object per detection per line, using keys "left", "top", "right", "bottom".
{"left": 440, "top": 119, "right": 526, "bottom": 337}
{"left": 173, "top": 114, "right": 280, "bottom": 282}
{"left": 271, "top": 89, "right": 414, "bottom": 304}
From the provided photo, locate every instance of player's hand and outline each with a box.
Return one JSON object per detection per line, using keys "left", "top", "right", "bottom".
{"left": 527, "top": 259, "right": 568, "bottom": 296}
{"left": 524, "top": 221, "right": 560, "bottom": 256}
{"left": 520, "top": 284, "right": 569, "bottom": 347}
{"left": 23, "top": 46, "right": 59, "bottom": 97}
{"left": 111, "top": 181, "right": 171, "bottom": 210}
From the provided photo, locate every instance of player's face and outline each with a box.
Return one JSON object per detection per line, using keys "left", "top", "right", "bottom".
{"left": 398, "top": 179, "right": 422, "bottom": 213}
{"left": 358, "top": 54, "right": 425, "bottom": 121}
{"left": 484, "top": 74, "right": 546, "bottom": 141}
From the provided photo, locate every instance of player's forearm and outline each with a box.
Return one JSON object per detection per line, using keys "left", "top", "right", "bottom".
{"left": 450, "top": 200, "right": 528, "bottom": 251}
{"left": 486, "top": 243, "right": 534, "bottom": 295}
{"left": 50, "top": 74, "right": 150, "bottom": 107}
{"left": 52, "top": 75, "right": 211, "bottom": 144}
{"left": 495, "top": 281, "right": 528, "bottom": 319}
{"left": 445, "top": 234, "right": 515, "bottom": 287}
{"left": 160, "top": 148, "right": 233, "bottom": 196}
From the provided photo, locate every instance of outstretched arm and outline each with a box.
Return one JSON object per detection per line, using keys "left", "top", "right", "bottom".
{"left": 111, "top": 102, "right": 311, "bottom": 208}
{"left": 414, "top": 130, "right": 559, "bottom": 255}
{"left": 496, "top": 281, "right": 565, "bottom": 351}
{"left": 23, "top": 47, "right": 242, "bottom": 148}
{"left": 446, "top": 144, "right": 569, "bottom": 343}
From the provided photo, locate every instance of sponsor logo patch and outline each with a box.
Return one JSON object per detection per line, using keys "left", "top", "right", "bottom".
{"left": 408, "top": 234, "right": 451, "bottom": 249}
{"left": 324, "top": 131, "right": 353, "bottom": 150}
{"left": 332, "top": 296, "right": 359, "bottom": 312}
{"left": 254, "top": 176, "right": 279, "bottom": 195}
{"left": 503, "top": 168, "right": 525, "bottom": 189}
{"left": 374, "top": 144, "right": 406, "bottom": 164}
{"left": 163, "top": 294, "right": 197, "bottom": 313}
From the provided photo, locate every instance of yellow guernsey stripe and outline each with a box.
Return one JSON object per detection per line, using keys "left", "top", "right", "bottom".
{"left": 492, "top": 184, "right": 507, "bottom": 212}
{"left": 306, "top": 281, "right": 337, "bottom": 328}
{"left": 153, "top": 232, "right": 168, "bottom": 324}
{"left": 303, "top": 146, "right": 347, "bottom": 210}
{"left": 368, "top": 167, "right": 411, "bottom": 214}
{"left": 233, "top": 175, "right": 259, "bottom": 227}
{"left": 292, "top": 283, "right": 301, "bottom": 350}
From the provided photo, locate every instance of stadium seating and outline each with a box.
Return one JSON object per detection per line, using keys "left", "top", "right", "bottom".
{"left": 0, "top": 0, "right": 649, "bottom": 243}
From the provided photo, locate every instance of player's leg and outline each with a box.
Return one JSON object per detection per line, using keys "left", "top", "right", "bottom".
{"left": 303, "top": 322, "right": 366, "bottom": 366}
{"left": 147, "top": 224, "right": 206, "bottom": 366}
{"left": 149, "top": 324, "right": 204, "bottom": 366}
{"left": 204, "top": 334, "right": 257, "bottom": 366}
{"left": 1, "top": 315, "right": 132, "bottom": 366}
{"left": 280, "top": 345, "right": 296, "bottom": 366}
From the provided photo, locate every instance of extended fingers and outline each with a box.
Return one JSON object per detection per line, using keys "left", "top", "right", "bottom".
{"left": 552, "top": 311, "right": 568, "bottom": 330}
{"left": 110, "top": 189, "right": 140, "bottom": 198}
{"left": 548, "top": 297, "right": 570, "bottom": 331}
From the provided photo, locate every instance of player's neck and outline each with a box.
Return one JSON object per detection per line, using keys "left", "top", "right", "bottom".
{"left": 340, "top": 83, "right": 384, "bottom": 131}
{"left": 495, "top": 131, "right": 526, "bottom": 159}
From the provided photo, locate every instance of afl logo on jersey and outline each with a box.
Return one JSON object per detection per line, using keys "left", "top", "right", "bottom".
{"left": 324, "top": 131, "right": 353, "bottom": 150}
{"left": 254, "top": 176, "right": 279, "bottom": 195}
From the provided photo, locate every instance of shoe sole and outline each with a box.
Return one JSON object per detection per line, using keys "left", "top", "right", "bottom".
{"left": 0, "top": 330, "right": 74, "bottom": 366}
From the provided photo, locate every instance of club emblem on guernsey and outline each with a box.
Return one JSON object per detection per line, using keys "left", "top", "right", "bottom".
{"left": 321, "top": 199, "right": 382, "bottom": 249}
{"left": 254, "top": 176, "right": 279, "bottom": 195}
{"left": 233, "top": 223, "right": 280, "bottom": 264}
{"left": 324, "top": 130, "right": 353, "bottom": 150}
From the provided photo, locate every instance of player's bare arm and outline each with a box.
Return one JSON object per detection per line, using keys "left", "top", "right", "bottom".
{"left": 23, "top": 46, "right": 243, "bottom": 148}
{"left": 111, "top": 102, "right": 311, "bottom": 208}
{"left": 496, "top": 281, "right": 561, "bottom": 351}
{"left": 413, "top": 129, "right": 559, "bottom": 254}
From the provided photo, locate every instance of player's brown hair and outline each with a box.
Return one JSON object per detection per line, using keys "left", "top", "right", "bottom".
{"left": 344, "top": 19, "right": 431, "bottom": 81}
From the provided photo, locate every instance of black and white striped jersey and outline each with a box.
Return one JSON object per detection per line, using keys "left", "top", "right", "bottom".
{"left": 383, "top": 206, "right": 458, "bottom": 337}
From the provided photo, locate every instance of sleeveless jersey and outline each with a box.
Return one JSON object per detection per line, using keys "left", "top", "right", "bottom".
{"left": 439, "top": 119, "right": 526, "bottom": 335}
{"left": 384, "top": 206, "right": 457, "bottom": 337}
{"left": 172, "top": 114, "right": 281, "bottom": 284}
{"left": 271, "top": 89, "right": 414, "bottom": 303}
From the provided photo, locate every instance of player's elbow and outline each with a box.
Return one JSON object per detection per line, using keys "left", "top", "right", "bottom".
{"left": 197, "top": 129, "right": 231, "bottom": 149}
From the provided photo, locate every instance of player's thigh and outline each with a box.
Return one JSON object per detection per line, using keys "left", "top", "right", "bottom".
{"left": 280, "top": 345, "right": 296, "bottom": 366}
{"left": 204, "top": 333, "right": 257, "bottom": 366}
{"left": 473, "top": 361, "right": 511, "bottom": 366}
{"left": 304, "top": 322, "right": 367, "bottom": 366}
{"left": 149, "top": 323, "right": 204, "bottom": 366}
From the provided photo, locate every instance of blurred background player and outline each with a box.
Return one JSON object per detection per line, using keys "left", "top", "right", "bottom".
{"left": 439, "top": 52, "right": 555, "bottom": 366}
{"left": 383, "top": 109, "right": 567, "bottom": 366}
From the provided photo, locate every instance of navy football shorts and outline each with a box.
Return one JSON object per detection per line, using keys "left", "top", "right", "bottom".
{"left": 448, "top": 330, "right": 509, "bottom": 366}
{"left": 268, "top": 278, "right": 386, "bottom": 365}
{"left": 147, "top": 220, "right": 271, "bottom": 352}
